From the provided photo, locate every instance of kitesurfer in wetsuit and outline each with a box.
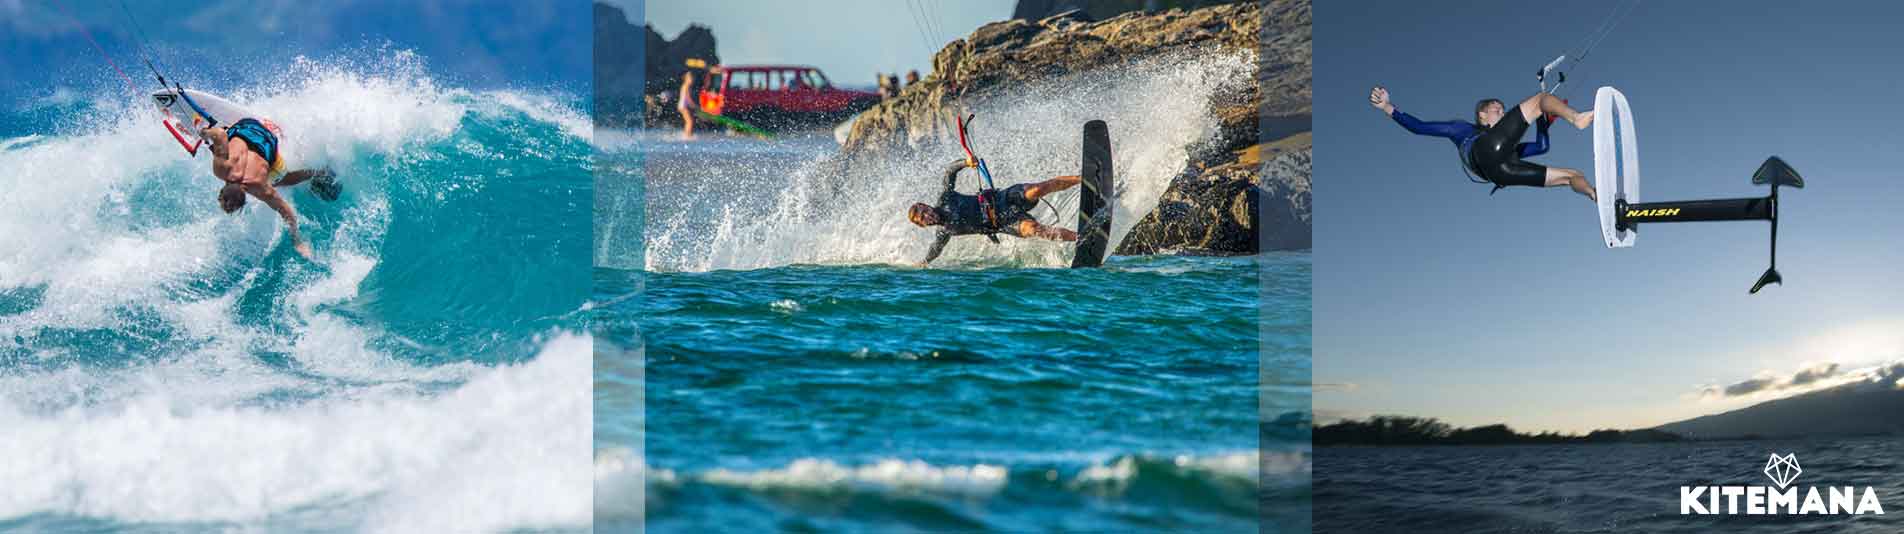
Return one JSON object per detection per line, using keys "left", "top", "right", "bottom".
{"left": 200, "top": 119, "right": 340, "bottom": 261}
{"left": 1371, "top": 86, "right": 1597, "bottom": 201}
{"left": 908, "top": 159, "right": 1081, "bottom": 266}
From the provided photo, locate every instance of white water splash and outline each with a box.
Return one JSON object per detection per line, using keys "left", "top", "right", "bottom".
{"left": 643, "top": 49, "right": 1256, "bottom": 272}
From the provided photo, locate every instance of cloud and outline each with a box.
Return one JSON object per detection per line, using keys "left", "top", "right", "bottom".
{"left": 1698, "top": 360, "right": 1843, "bottom": 398}
{"left": 1789, "top": 362, "right": 1841, "bottom": 386}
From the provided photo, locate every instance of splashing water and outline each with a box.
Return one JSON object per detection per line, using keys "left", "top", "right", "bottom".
{"left": 637, "top": 50, "right": 1256, "bottom": 272}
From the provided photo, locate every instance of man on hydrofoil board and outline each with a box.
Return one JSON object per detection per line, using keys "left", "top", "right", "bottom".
{"left": 1371, "top": 86, "right": 1597, "bottom": 201}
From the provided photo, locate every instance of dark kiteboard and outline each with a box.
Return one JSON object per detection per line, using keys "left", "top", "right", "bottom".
{"left": 1071, "top": 120, "right": 1113, "bottom": 268}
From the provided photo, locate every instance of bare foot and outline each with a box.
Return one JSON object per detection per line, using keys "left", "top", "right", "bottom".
{"left": 1572, "top": 110, "right": 1595, "bottom": 129}
{"left": 294, "top": 241, "right": 315, "bottom": 260}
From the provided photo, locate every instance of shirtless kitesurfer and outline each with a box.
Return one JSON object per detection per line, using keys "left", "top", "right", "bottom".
{"left": 199, "top": 118, "right": 339, "bottom": 260}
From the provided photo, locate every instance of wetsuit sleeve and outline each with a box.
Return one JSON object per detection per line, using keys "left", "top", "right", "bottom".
{"left": 1517, "top": 115, "right": 1552, "bottom": 158}
{"left": 942, "top": 159, "right": 969, "bottom": 193}
{"left": 1390, "top": 109, "right": 1472, "bottom": 141}
{"left": 922, "top": 229, "right": 951, "bottom": 265}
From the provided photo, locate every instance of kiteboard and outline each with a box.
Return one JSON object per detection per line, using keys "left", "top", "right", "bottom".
{"left": 151, "top": 88, "right": 295, "bottom": 175}
{"left": 1070, "top": 120, "right": 1114, "bottom": 268}
{"left": 1593, "top": 86, "right": 1639, "bottom": 248}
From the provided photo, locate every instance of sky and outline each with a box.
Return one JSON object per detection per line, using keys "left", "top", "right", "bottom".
{"left": 1315, "top": 0, "right": 1904, "bottom": 433}
{"left": 0, "top": 0, "right": 590, "bottom": 98}
{"left": 617, "top": 0, "right": 1016, "bottom": 88}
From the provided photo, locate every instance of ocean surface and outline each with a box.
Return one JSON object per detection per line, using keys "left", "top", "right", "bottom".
{"left": 0, "top": 55, "right": 593, "bottom": 532}
{"left": 591, "top": 45, "right": 1305, "bottom": 531}
{"left": 594, "top": 253, "right": 1306, "bottom": 532}
{"left": 1316, "top": 437, "right": 1903, "bottom": 533}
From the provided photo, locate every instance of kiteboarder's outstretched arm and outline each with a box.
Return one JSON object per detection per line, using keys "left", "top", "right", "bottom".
{"left": 247, "top": 183, "right": 314, "bottom": 260}
{"left": 919, "top": 230, "right": 951, "bottom": 266}
{"left": 1371, "top": 86, "right": 1476, "bottom": 142}
{"left": 942, "top": 159, "right": 970, "bottom": 192}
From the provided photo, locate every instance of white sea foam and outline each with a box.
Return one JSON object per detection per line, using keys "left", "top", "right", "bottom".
{"left": 0, "top": 333, "right": 592, "bottom": 532}
{"left": 594, "top": 446, "right": 657, "bottom": 521}
{"left": 1074, "top": 450, "right": 1269, "bottom": 485}
{"left": 486, "top": 89, "right": 594, "bottom": 143}
{"left": 699, "top": 458, "right": 1010, "bottom": 497}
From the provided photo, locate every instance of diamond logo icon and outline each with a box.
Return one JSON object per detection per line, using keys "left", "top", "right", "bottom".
{"left": 1763, "top": 453, "right": 1802, "bottom": 489}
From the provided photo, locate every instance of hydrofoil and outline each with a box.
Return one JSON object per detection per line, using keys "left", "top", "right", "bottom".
{"left": 1592, "top": 86, "right": 1804, "bottom": 294}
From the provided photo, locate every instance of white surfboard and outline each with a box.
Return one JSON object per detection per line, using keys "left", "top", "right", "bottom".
{"left": 1593, "top": 86, "right": 1639, "bottom": 248}
{"left": 151, "top": 88, "right": 295, "bottom": 173}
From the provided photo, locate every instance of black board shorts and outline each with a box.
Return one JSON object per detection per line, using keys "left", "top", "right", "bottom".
{"left": 1468, "top": 110, "right": 1547, "bottom": 188}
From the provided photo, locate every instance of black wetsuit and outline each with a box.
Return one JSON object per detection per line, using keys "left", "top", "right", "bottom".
{"left": 1389, "top": 108, "right": 1551, "bottom": 188}
{"left": 1467, "top": 110, "right": 1550, "bottom": 188}
{"left": 921, "top": 159, "right": 1038, "bottom": 264}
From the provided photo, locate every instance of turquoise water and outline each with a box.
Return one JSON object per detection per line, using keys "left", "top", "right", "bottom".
{"left": 0, "top": 59, "right": 592, "bottom": 532}
{"left": 595, "top": 253, "right": 1305, "bottom": 532}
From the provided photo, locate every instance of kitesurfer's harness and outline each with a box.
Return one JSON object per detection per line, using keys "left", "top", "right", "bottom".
{"left": 956, "top": 113, "right": 1006, "bottom": 243}
{"left": 954, "top": 113, "right": 1064, "bottom": 243}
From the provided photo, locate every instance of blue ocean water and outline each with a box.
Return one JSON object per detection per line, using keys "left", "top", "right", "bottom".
{"left": 595, "top": 253, "right": 1304, "bottom": 532}
{"left": 1316, "top": 438, "right": 1904, "bottom": 533}
{"left": 0, "top": 56, "right": 592, "bottom": 532}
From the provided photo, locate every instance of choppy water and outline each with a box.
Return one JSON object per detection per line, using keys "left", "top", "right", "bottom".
{"left": 595, "top": 253, "right": 1305, "bottom": 532}
{"left": 1316, "top": 438, "right": 1904, "bottom": 533}
{"left": 0, "top": 54, "right": 593, "bottom": 532}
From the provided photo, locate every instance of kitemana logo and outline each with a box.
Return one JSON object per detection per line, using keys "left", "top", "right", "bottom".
{"left": 1680, "top": 453, "right": 1885, "bottom": 515}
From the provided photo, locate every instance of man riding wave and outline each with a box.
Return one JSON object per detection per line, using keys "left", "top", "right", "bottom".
{"left": 195, "top": 114, "right": 340, "bottom": 261}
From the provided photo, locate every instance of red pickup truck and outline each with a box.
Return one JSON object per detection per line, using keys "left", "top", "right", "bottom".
{"left": 698, "top": 65, "right": 880, "bottom": 130}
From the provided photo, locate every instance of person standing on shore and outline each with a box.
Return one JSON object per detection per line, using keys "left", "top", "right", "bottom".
{"left": 677, "top": 72, "right": 696, "bottom": 139}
